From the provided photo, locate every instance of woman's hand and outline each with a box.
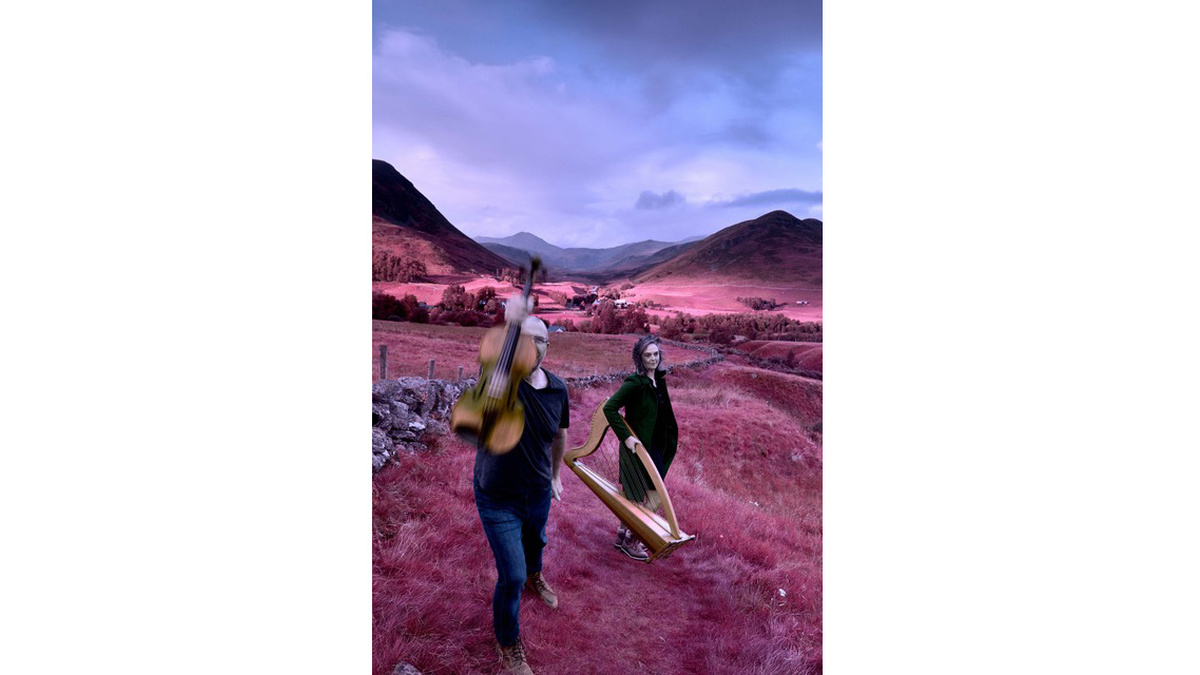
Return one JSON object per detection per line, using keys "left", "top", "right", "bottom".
{"left": 624, "top": 436, "right": 639, "bottom": 453}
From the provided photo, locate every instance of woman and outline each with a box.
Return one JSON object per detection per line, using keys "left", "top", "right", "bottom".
{"left": 602, "top": 334, "right": 679, "bottom": 561}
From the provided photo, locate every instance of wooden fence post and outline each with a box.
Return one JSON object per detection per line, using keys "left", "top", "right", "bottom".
{"left": 457, "top": 366, "right": 464, "bottom": 383}
{"left": 425, "top": 359, "right": 436, "bottom": 412}
{"left": 379, "top": 345, "right": 388, "bottom": 380}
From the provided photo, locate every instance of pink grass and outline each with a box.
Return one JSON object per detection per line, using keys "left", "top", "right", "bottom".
{"left": 374, "top": 363, "right": 822, "bottom": 674}
{"left": 372, "top": 322, "right": 719, "bottom": 382}
{"left": 734, "top": 342, "right": 823, "bottom": 373}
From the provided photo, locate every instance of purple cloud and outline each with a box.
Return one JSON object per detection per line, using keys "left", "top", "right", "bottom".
{"left": 635, "top": 190, "right": 686, "bottom": 210}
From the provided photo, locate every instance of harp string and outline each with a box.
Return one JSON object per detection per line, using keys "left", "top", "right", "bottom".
{"left": 630, "top": 444, "right": 661, "bottom": 515}
{"left": 584, "top": 432, "right": 663, "bottom": 518}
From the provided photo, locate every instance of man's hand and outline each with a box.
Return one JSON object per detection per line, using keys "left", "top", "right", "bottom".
{"left": 550, "top": 428, "right": 567, "bottom": 501}
{"left": 504, "top": 294, "right": 534, "bottom": 324}
{"left": 624, "top": 436, "right": 639, "bottom": 453}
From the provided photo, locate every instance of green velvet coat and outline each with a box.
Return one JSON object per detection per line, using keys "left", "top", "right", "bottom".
{"left": 603, "top": 371, "right": 678, "bottom": 501}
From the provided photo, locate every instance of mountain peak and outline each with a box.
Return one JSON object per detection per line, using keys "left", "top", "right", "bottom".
{"left": 633, "top": 210, "right": 822, "bottom": 284}
{"left": 372, "top": 160, "right": 514, "bottom": 274}
{"left": 509, "top": 231, "right": 553, "bottom": 245}
{"left": 476, "top": 231, "right": 563, "bottom": 256}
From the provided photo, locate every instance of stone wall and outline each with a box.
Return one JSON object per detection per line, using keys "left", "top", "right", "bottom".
{"left": 372, "top": 339, "right": 723, "bottom": 472}
{"left": 372, "top": 376, "right": 474, "bottom": 471}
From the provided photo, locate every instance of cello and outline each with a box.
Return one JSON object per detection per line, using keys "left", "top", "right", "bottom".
{"left": 450, "top": 257, "right": 542, "bottom": 454}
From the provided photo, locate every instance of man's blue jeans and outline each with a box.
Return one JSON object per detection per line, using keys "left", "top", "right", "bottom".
{"left": 474, "top": 481, "right": 552, "bottom": 646}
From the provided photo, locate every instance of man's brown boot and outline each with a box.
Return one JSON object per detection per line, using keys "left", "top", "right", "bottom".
{"left": 496, "top": 638, "right": 534, "bottom": 675}
{"left": 524, "top": 571, "right": 558, "bottom": 610}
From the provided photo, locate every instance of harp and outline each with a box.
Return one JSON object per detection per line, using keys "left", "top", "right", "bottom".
{"left": 565, "top": 401, "right": 696, "bottom": 562}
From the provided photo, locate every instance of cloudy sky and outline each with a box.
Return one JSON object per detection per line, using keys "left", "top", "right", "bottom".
{"left": 373, "top": 0, "right": 822, "bottom": 248}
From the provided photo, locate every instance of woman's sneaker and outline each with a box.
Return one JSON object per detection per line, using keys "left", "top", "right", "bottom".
{"left": 619, "top": 536, "right": 651, "bottom": 561}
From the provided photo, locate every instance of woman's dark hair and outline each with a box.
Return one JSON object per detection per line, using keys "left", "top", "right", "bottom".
{"left": 632, "top": 334, "right": 664, "bottom": 376}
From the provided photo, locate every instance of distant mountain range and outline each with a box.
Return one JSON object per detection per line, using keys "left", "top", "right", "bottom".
{"left": 475, "top": 232, "right": 699, "bottom": 277}
{"left": 372, "top": 159, "right": 821, "bottom": 286}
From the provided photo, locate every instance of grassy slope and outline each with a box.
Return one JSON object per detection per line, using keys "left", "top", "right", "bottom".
{"left": 372, "top": 322, "right": 717, "bottom": 381}
{"left": 373, "top": 359, "right": 822, "bottom": 674}
{"left": 734, "top": 341, "right": 824, "bottom": 373}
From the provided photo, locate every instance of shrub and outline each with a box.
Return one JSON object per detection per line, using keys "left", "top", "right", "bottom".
{"left": 736, "top": 296, "right": 782, "bottom": 311}
{"left": 435, "top": 309, "right": 495, "bottom": 328}
{"left": 658, "top": 314, "right": 685, "bottom": 340}
{"left": 472, "top": 286, "right": 498, "bottom": 310}
{"left": 621, "top": 307, "right": 651, "bottom": 333}
{"left": 708, "top": 325, "right": 734, "bottom": 345}
{"left": 439, "top": 284, "right": 471, "bottom": 311}
{"left": 372, "top": 291, "right": 406, "bottom": 320}
{"left": 372, "top": 252, "right": 427, "bottom": 282}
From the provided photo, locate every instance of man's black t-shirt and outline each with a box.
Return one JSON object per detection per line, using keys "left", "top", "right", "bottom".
{"left": 473, "top": 370, "right": 570, "bottom": 497}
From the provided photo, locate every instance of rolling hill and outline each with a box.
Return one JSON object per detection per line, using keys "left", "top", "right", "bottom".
{"left": 372, "top": 160, "right": 515, "bottom": 276}
{"left": 478, "top": 232, "right": 693, "bottom": 277}
{"left": 633, "top": 211, "right": 822, "bottom": 286}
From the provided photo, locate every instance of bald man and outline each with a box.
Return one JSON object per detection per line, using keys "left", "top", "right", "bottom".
{"left": 472, "top": 296, "right": 568, "bottom": 675}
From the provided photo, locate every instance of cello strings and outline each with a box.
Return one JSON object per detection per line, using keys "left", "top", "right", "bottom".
{"left": 488, "top": 270, "right": 533, "bottom": 399}
{"left": 486, "top": 320, "right": 523, "bottom": 400}
{"left": 487, "top": 326, "right": 515, "bottom": 399}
